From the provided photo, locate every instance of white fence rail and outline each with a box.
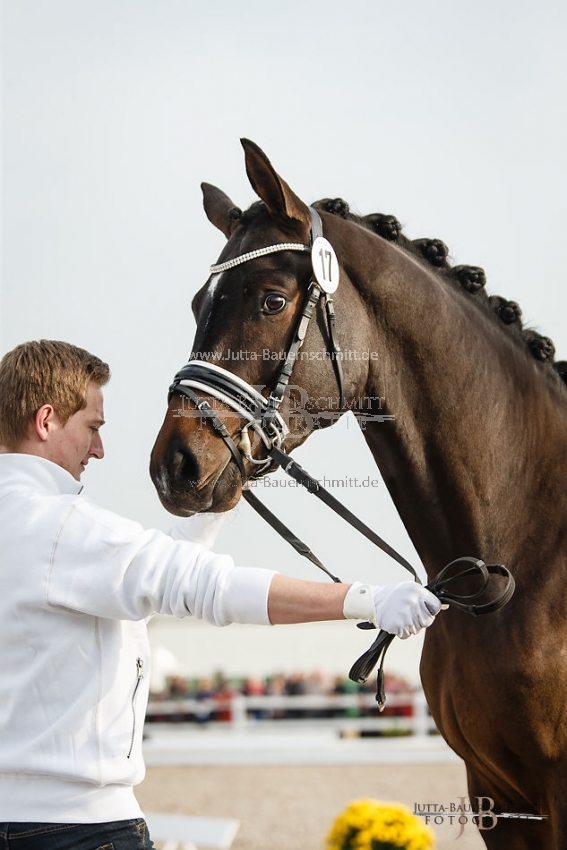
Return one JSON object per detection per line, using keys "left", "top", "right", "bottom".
{"left": 146, "top": 691, "right": 438, "bottom": 737}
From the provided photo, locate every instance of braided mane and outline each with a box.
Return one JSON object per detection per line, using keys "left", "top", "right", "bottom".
{"left": 313, "top": 197, "right": 567, "bottom": 387}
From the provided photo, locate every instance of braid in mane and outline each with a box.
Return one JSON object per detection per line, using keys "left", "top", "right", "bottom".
{"left": 453, "top": 265, "right": 487, "bottom": 294}
{"left": 363, "top": 213, "right": 402, "bottom": 242}
{"left": 523, "top": 330, "right": 556, "bottom": 362}
{"left": 312, "top": 197, "right": 564, "bottom": 387}
{"left": 411, "top": 238, "right": 450, "bottom": 269}
{"left": 487, "top": 296, "right": 524, "bottom": 335}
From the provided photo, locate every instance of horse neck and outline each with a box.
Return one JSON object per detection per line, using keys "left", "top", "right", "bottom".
{"left": 335, "top": 225, "right": 567, "bottom": 574}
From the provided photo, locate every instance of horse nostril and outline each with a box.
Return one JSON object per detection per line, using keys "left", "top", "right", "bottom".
{"left": 171, "top": 445, "right": 200, "bottom": 487}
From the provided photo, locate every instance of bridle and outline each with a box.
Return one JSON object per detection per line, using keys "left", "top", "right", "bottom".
{"left": 170, "top": 207, "right": 345, "bottom": 478}
{"left": 167, "top": 206, "right": 515, "bottom": 709}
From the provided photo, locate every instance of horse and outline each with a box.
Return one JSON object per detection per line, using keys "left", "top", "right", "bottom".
{"left": 150, "top": 139, "right": 567, "bottom": 849}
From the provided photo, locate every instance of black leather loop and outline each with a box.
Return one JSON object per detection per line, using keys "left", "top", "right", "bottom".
{"left": 349, "top": 556, "right": 516, "bottom": 710}
{"left": 426, "top": 556, "right": 515, "bottom": 615}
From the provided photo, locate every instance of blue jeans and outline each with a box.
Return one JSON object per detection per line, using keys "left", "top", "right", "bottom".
{"left": 0, "top": 819, "right": 154, "bottom": 849}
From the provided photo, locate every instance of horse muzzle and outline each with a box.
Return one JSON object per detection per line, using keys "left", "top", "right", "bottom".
{"left": 149, "top": 418, "right": 244, "bottom": 516}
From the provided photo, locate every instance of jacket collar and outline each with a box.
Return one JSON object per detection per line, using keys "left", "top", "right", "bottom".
{"left": 0, "top": 453, "right": 83, "bottom": 498}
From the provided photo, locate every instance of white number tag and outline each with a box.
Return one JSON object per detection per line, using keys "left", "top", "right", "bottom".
{"left": 311, "top": 236, "right": 340, "bottom": 293}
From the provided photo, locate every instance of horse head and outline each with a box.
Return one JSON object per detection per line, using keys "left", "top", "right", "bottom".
{"left": 150, "top": 140, "right": 373, "bottom": 516}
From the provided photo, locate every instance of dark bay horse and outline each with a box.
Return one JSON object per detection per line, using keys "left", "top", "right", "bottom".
{"left": 150, "top": 139, "right": 567, "bottom": 849}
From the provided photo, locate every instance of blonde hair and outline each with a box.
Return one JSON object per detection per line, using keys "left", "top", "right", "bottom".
{"left": 0, "top": 340, "right": 110, "bottom": 448}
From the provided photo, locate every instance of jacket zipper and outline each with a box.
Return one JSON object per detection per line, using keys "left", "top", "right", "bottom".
{"left": 127, "top": 657, "right": 144, "bottom": 759}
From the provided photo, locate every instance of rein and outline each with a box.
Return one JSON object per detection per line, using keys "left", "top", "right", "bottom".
{"left": 169, "top": 209, "right": 515, "bottom": 709}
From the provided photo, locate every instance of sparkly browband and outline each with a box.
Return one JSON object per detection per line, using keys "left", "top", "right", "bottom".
{"left": 209, "top": 243, "right": 309, "bottom": 274}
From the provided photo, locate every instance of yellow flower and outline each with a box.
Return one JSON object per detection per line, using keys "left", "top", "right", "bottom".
{"left": 326, "top": 799, "right": 435, "bottom": 850}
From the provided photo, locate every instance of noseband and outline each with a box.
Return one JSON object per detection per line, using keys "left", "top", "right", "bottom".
{"left": 166, "top": 206, "right": 515, "bottom": 709}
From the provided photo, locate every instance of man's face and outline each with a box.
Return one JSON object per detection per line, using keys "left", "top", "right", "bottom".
{"left": 48, "top": 382, "right": 105, "bottom": 480}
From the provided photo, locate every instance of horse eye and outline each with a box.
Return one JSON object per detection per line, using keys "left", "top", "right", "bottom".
{"left": 262, "top": 293, "right": 287, "bottom": 314}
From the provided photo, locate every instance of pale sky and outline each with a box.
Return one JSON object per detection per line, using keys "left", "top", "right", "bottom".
{"left": 2, "top": 0, "right": 567, "bottom": 680}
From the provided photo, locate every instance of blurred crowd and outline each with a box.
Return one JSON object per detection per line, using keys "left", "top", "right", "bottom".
{"left": 147, "top": 670, "right": 414, "bottom": 723}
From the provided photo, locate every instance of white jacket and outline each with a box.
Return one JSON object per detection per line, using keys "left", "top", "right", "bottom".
{"left": 0, "top": 454, "right": 275, "bottom": 823}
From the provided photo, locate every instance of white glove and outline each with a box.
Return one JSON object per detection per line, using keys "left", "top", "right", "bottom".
{"left": 343, "top": 581, "right": 442, "bottom": 639}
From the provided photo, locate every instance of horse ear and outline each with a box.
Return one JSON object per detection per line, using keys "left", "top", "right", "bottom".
{"left": 201, "top": 183, "right": 242, "bottom": 238}
{"left": 241, "top": 139, "right": 311, "bottom": 230}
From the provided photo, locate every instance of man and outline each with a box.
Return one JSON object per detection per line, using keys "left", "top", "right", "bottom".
{"left": 0, "top": 340, "right": 441, "bottom": 849}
